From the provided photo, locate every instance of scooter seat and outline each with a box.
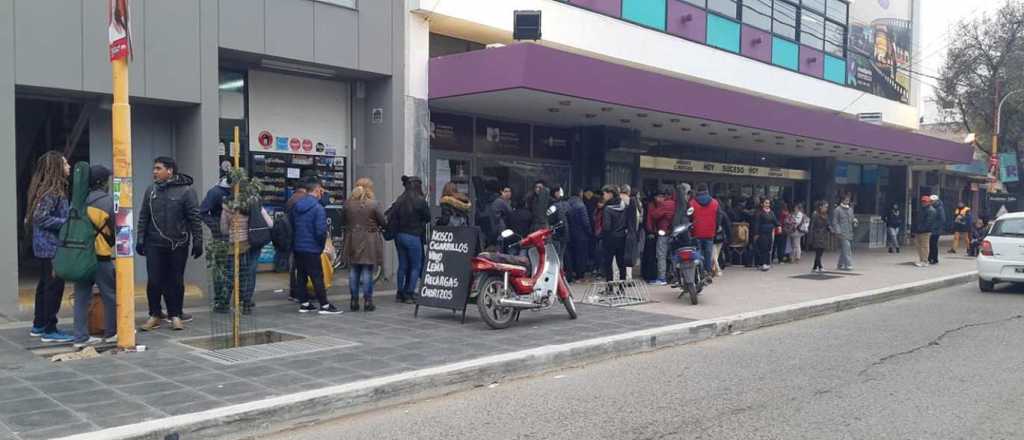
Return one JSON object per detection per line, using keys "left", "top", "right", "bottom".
{"left": 477, "top": 252, "right": 531, "bottom": 270}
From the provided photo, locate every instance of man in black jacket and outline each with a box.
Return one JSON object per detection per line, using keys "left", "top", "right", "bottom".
{"left": 601, "top": 185, "right": 628, "bottom": 282}
{"left": 528, "top": 180, "right": 551, "bottom": 233}
{"left": 136, "top": 157, "right": 203, "bottom": 331}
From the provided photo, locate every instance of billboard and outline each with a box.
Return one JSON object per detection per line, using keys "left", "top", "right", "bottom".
{"left": 846, "top": 0, "right": 913, "bottom": 104}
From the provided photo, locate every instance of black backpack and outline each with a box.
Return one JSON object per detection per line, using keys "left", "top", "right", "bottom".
{"left": 271, "top": 210, "right": 293, "bottom": 252}
{"left": 247, "top": 200, "right": 272, "bottom": 250}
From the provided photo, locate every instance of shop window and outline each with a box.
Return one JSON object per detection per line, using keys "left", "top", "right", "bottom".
{"left": 708, "top": 0, "right": 738, "bottom": 18}
{"left": 825, "top": 0, "right": 846, "bottom": 24}
{"left": 741, "top": 0, "right": 772, "bottom": 31}
{"left": 772, "top": 0, "right": 797, "bottom": 40}
{"left": 707, "top": 13, "right": 741, "bottom": 52}
{"left": 800, "top": 0, "right": 824, "bottom": 14}
{"left": 824, "top": 21, "right": 845, "bottom": 57}
{"left": 799, "top": 9, "right": 825, "bottom": 50}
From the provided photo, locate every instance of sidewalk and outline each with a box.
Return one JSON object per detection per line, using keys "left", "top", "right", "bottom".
{"left": 0, "top": 244, "right": 976, "bottom": 440}
{"left": 632, "top": 246, "right": 977, "bottom": 321}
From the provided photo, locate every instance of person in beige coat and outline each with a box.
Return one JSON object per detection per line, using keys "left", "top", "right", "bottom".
{"left": 343, "top": 178, "right": 386, "bottom": 312}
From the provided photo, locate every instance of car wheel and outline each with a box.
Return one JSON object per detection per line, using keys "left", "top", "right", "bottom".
{"left": 979, "top": 278, "right": 995, "bottom": 292}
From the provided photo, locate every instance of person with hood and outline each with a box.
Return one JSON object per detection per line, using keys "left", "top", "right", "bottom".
{"left": 71, "top": 165, "right": 117, "bottom": 346}
{"left": 928, "top": 194, "right": 945, "bottom": 264}
{"left": 200, "top": 173, "right": 235, "bottom": 313}
{"left": 752, "top": 198, "right": 780, "bottom": 271}
{"left": 475, "top": 178, "right": 498, "bottom": 241}
{"left": 883, "top": 203, "right": 903, "bottom": 253}
{"left": 284, "top": 179, "right": 311, "bottom": 302}
{"left": 646, "top": 189, "right": 676, "bottom": 285}
{"left": 136, "top": 157, "right": 203, "bottom": 331}
{"left": 830, "top": 195, "right": 857, "bottom": 271}
{"left": 565, "top": 190, "right": 593, "bottom": 282}
{"left": 689, "top": 183, "right": 719, "bottom": 275}
{"left": 808, "top": 201, "right": 831, "bottom": 272}
{"left": 550, "top": 186, "right": 571, "bottom": 267}
{"left": 488, "top": 186, "right": 513, "bottom": 247}
{"left": 600, "top": 185, "right": 629, "bottom": 282}
{"left": 527, "top": 180, "right": 552, "bottom": 233}
{"left": 25, "top": 152, "right": 71, "bottom": 342}
{"left": 619, "top": 184, "right": 639, "bottom": 278}
{"left": 950, "top": 201, "right": 971, "bottom": 254}
{"left": 290, "top": 178, "right": 342, "bottom": 314}
{"left": 913, "top": 196, "right": 937, "bottom": 267}
{"left": 342, "top": 178, "right": 386, "bottom": 312}
{"left": 436, "top": 181, "right": 472, "bottom": 227}
{"left": 390, "top": 176, "right": 431, "bottom": 303}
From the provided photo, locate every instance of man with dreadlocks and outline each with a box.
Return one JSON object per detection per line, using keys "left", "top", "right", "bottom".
{"left": 25, "top": 151, "right": 73, "bottom": 342}
{"left": 136, "top": 157, "right": 203, "bottom": 331}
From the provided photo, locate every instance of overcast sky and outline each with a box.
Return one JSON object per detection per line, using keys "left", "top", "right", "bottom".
{"left": 917, "top": 0, "right": 1004, "bottom": 122}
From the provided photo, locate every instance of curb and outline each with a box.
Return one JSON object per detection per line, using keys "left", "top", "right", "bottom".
{"left": 56, "top": 271, "right": 976, "bottom": 440}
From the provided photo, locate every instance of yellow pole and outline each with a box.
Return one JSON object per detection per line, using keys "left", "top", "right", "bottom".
{"left": 112, "top": 57, "right": 136, "bottom": 349}
{"left": 232, "top": 126, "right": 241, "bottom": 348}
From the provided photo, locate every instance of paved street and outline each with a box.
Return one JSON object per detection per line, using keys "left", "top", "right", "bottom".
{"left": 273, "top": 282, "right": 1024, "bottom": 440}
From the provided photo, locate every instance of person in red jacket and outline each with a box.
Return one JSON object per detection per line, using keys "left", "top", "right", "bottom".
{"left": 689, "top": 183, "right": 720, "bottom": 274}
{"left": 645, "top": 190, "right": 676, "bottom": 285}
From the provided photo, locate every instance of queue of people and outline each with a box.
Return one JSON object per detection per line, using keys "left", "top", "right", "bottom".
{"left": 21, "top": 147, "right": 988, "bottom": 345}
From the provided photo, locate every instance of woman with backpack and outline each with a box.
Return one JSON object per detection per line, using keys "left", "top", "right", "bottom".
{"left": 388, "top": 176, "right": 431, "bottom": 303}
{"left": 343, "top": 178, "right": 386, "bottom": 312}
{"left": 785, "top": 203, "right": 809, "bottom": 263}
{"left": 25, "top": 152, "right": 72, "bottom": 342}
{"left": 220, "top": 190, "right": 273, "bottom": 316}
{"left": 436, "top": 181, "right": 471, "bottom": 227}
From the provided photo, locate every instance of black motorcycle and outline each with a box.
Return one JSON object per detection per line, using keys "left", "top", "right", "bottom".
{"left": 669, "top": 207, "right": 708, "bottom": 305}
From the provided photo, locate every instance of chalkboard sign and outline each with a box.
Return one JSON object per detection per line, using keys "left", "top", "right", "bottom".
{"left": 415, "top": 226, "right": 479, "bottom": 319}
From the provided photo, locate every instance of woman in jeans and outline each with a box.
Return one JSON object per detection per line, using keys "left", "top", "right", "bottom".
{"left": 809, "top": 202, "right": 831, "bottom": 273}
{"left": 752, "top": 198, "right": 780, "bottom": 272}
{"left": 390, "top": 176, "right": 431, "bottom": 303}
{"left": 25, "top": 152, "right": 72, "bottom": 342}
{"left": 343, "top": 178, "right": 386, "bottom": 311}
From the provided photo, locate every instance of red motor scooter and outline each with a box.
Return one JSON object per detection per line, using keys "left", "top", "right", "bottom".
{"left": 470, "top": 206, "right": 578, "bottom": 329}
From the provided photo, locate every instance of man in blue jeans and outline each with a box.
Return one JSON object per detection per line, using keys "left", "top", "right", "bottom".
{"left": 290, "top": 179, "right": 342, "bottom": 315}
{"left": 688, "top": 183, "right": 720, "bottom": 276}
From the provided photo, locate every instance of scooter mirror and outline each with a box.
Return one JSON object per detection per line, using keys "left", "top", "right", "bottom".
{"left": 686, "top": 207, "right": 695, "bottom": 216}
{"left": 500, "top": 229, "right": 515, "bottom": 239}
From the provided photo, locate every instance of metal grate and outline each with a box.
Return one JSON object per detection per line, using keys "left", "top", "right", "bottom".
{"left": 580, "top": 279, "right": 652, "bottom": 307}
{"left": 186, "top": 335, "right": 358, "bottom": 365}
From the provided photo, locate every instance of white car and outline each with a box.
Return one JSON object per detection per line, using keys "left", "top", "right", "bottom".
{"left": 977, "top": 211, "right": 1024, "bottom": 291}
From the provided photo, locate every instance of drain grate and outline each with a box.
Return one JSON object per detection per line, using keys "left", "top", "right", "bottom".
{"left": 185, "top": 334, "right": 358, "bottom": 365}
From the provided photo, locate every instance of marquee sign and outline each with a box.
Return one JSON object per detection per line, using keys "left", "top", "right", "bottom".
{"left": 639, "top": 156, "right": 809, "bottom": 181}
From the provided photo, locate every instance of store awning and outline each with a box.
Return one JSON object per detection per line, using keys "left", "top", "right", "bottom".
{"left": 429, "top": 43, "right": 972, "bottom": 165}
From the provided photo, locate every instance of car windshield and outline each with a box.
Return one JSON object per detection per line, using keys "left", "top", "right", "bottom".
{"left": 989, "top": 218, "right": 1024, "bottom": 237}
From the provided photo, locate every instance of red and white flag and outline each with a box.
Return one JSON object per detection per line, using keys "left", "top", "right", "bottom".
{"left": 108, "top": 0, "right": 132, "bottom": 61}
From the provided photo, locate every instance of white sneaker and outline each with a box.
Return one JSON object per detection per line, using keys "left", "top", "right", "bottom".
{"left": 73, "top": 336, "right": 102, "bottom": 348}
{"left": 103, "top": 335, "right": 118, "bottom": 344}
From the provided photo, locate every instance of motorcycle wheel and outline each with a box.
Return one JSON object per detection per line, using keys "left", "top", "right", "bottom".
{"left": 562, "top": 295, "right": 578, "bottom": 320}
{"left": 687, "top": 282, "right": 699, "bottom": 305}
{"left": 477, "top": 275, "right": 516, "bottom": 329}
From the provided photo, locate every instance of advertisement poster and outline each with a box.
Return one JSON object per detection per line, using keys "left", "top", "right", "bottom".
{"left": 474, "top": 118, "right": 531, "bottom": 157}
{"left": 847, "top": 0, "right": 913, "bottom": 104}
{"left": 415, "top": 226, "right": 478, "bottom": 312}
{"left": 1000, "top": 152, "right": 1019, "bottom": 183}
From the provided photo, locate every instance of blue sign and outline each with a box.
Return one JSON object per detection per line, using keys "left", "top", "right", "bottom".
{"left": 275, "top": 136, "right": 289, "bottom": 151}
{"left": 1000, "top": 152, "right": 1019, "bottom": 183}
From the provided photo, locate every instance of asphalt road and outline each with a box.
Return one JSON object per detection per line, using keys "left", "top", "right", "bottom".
{"left": 270, "top": 282, "right": 1024, "bottom": 440}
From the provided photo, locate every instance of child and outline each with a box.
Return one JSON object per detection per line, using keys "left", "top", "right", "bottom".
{"left": 968, "top": 218, "right": 987, "bottom": 257}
